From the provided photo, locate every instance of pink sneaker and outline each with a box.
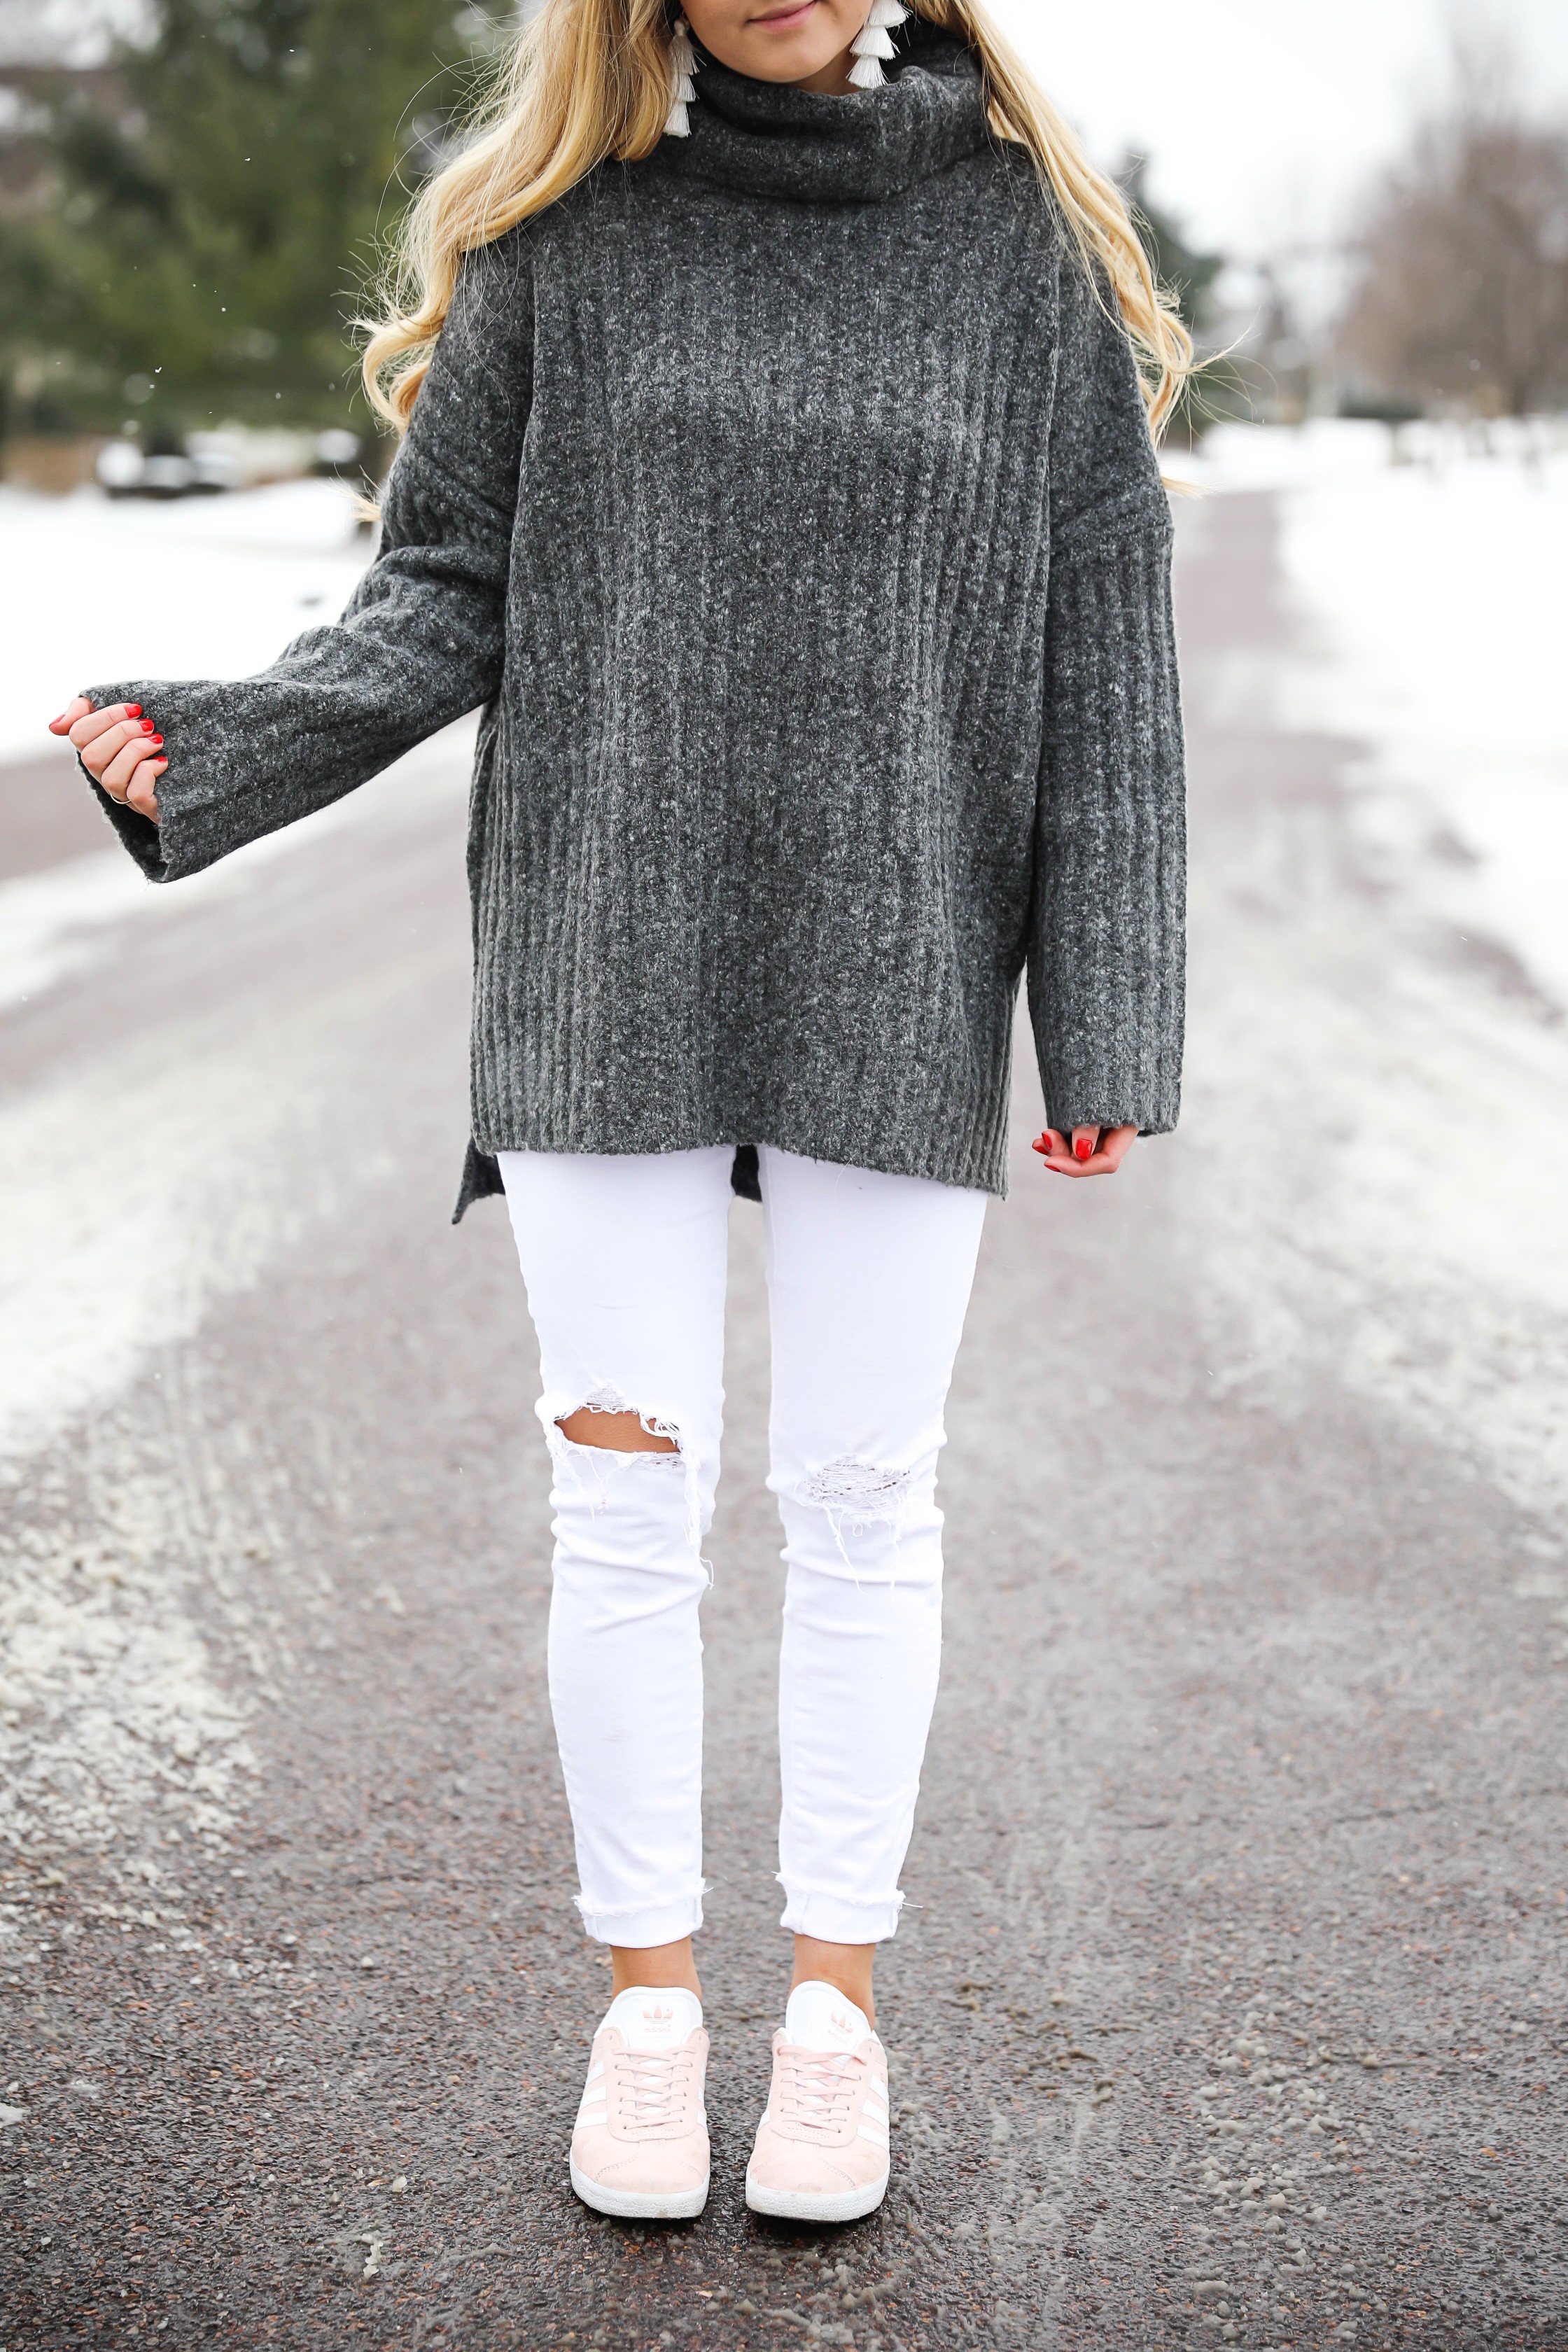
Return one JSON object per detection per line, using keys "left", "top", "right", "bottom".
{"left": 745, "top": 1981, "right": 891, "bottom": 2223}
{"left": 569, "top": 1986, "right": 710, "bottom": 2220}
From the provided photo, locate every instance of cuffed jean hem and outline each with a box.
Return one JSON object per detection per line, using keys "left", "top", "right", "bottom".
{"left": 778, "top": 1882, "right": 905, "bottom": 1945}
{"left": 575, "top": 1889, "right": 707, "bottom": 1948}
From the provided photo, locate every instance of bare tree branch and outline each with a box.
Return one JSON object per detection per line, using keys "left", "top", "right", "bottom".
{"left": 1338, "top": 38, "right": 1568, "bottom": 419}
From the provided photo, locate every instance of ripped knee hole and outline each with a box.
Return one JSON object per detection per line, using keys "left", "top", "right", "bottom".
{"left": 556, "top": 1404, "right": 679, "bottom": 1456}
{"left": 799, "top": 1457, "right": 914, "bottom": 1512}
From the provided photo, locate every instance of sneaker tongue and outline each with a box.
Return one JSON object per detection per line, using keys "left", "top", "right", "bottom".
{"left": 785, "top": 1980, "right": 870, "bottom": 2053}
{"left": 605, "top": 1985, "right": 702, "bottom": 2054}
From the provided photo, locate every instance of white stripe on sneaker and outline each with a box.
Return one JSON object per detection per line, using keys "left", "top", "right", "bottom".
{"left": 747, "top": 2012, "right": 891, "bottom": 2224}
{"left": 570, "top": 2020, "right": 710, "bottom": 2220}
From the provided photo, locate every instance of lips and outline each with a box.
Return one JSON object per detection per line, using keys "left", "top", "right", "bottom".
{"left": 752, "top": 0, "right": 819, "bottom": 24}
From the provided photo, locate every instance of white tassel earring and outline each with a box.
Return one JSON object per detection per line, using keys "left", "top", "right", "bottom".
{"left": 848, "top": 0, "right": 909, "bottom": 90}
{"left": 664, "top": 13, "right": 700, "bottom": 137}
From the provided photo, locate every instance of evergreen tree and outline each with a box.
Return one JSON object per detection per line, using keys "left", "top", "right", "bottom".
{"left": 1116, "top": 152, "right": 1249, "bottom": 433}
{"left": 1, "top": 0, "right": 495, "bottom": 442}
{"left": 1119, "top": 153, "right": 1223, "bottom": 336}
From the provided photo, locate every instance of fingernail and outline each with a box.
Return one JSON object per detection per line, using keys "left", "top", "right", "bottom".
{"left": 140, "top": 720, "right": 156, "bottom": 733}
{"left": 148, "top": 734, "right": 164, "bottom": 746}
{"left": 125, "top": 704, "right": 141, "bottom": 718}
{"left": 1074, "top": 1138, "right": 1092, "bottom": 1161}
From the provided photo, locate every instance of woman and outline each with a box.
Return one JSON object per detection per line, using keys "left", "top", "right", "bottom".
{"left": 51, "top": 0, "right": 1187, "bottom": 2228}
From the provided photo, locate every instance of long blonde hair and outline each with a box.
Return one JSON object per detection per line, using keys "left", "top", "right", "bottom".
{"left": 360, "top": 0, "right": 1193, "bottom": 440}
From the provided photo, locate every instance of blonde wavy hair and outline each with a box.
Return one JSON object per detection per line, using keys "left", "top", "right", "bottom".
{"left": 360, "top": 0, "right": 1194, "bottom": 440}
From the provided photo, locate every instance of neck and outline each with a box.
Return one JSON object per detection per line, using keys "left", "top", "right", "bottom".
{"left": 792, "top": 43, "right": 858, "bottom": 95}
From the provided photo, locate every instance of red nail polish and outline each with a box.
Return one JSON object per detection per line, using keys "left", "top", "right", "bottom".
{"left": 140, "top": 720, "right": 156, "bottom": 733}
{"left": 148, "top": 734, "right": 164, "bottom": 747}
{"left": 1074, "top": 1137, "right": 1092, "bottom": 1161}
{"left": 125, "top": 704, "right": 141, "bottom": 718}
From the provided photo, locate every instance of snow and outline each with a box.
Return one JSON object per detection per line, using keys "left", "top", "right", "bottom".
{"left": 0, "top": 477, "right": 370, "bottom": 760}
{"left": 0, "top": 1511, "right": 261, "bottom": 1863}
{"left": 0, "top": 735, "right": 468, "bottom": 1465}
{"left": 0, "top": 479, "right": 472, "bottom": 1470}
{"left": 1183, "top": 417, "right": 1568, "bottom": 1011}
{"left": 0, "top": 483, "right": 449, "bottom": 1869}
{"left": 1177, "top": 419, "right": 1568, "bottom": 1530}
{"left": 0, "top": 736, "right": 467, "bottom": 1021}
{"left": 0, "top": 771, "right": 469, "bottom": 1864}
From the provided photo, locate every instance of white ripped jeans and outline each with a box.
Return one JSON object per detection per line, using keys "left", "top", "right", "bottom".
{"left": 498, "top": 1144, "right": 987, "bottom": 1949}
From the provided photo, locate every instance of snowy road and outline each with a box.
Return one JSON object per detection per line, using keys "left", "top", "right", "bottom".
{"left": 2, "top": 456, "right": 1567, "bottom": 2347}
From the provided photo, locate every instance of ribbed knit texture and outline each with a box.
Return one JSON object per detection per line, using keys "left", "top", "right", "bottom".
{"left": 83, "top": 28, "right": 1184, "bottom": 1214}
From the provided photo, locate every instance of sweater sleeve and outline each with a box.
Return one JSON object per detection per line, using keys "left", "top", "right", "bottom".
{"left": 1026, "top": 251, "right": 1186, "bottom": 1139}
{"left": 80, "top": 229, "right": 536, "bottom": 883}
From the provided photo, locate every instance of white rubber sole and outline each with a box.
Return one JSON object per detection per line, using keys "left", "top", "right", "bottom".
{"left": 744, "top": 2166, "right": 890, "bottom": 2225}
{"left": 570, "top": 2157, "right": 709, "bottom": 2220}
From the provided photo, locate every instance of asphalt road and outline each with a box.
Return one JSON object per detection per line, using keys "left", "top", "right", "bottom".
{"left": 2, "top": 491, "right": 1566, "bottom": 2352}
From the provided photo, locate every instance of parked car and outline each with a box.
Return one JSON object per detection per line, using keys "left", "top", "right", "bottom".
{"left": 96, "top": 435, "right": 241, "bottom": 498}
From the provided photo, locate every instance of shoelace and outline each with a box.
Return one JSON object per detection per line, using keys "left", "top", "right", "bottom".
{"left": 776, "top": 2045, "right": 862, "bottom": 2130}
{"left": 613, "top": 2047, "right": 692, "bottom": 2132}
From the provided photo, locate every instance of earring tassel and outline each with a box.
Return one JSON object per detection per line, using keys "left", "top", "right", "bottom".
{"left": 664, "top": 15, "right": 701, "bottom": 137}
{"left": 849, "top": 0, "right": 907, "bottom": 90}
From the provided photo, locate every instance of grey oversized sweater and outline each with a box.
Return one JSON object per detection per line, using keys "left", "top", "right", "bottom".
{"left": 87, "top": 27, "right": 1184, "bottom": 1213}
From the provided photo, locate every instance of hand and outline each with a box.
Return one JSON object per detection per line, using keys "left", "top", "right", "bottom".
{"left": 1032, "top": 1123, "right": 1138, "bottom": 1178}
{"left": 49, "top": 696, "right": 165, "bottom": 821}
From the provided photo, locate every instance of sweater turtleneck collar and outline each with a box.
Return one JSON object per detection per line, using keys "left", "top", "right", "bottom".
{"left": 657, "top": 24, "right": 991, "bottom": 204}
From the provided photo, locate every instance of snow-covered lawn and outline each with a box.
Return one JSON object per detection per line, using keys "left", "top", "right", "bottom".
{"left": 1185, "top": 417, "right": 1568, "bottom": 1012}
{"left": 1179, "top": 419, "right": 1568, "bottom": 1529}
{"left": 1, "top": 475, "right": 370, "bottom": 758}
